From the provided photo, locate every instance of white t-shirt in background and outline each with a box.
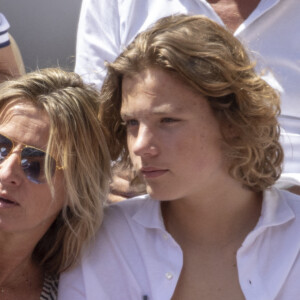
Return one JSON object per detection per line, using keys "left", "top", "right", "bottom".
{"left": 0, "top": 13, "right": 10, "bottom": 48}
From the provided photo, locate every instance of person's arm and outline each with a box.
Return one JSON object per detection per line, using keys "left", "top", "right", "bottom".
{"left": 0, "top": 41, "right": 22, "bottom": 82}
{"left": 75, "top": 0, "right": 122, "bottom": 89}
{"left": 0, "top": 13, "right": 22, "bottom": 82}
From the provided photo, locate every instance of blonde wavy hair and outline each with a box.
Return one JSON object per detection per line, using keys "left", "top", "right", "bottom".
{"left": 100, "top": 14, "right": 283, "bottom": 192}
{"left": 0, "top": 68, "right": 111, "bottom": 274}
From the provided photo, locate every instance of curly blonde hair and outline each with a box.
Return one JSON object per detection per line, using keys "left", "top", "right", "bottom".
{"left": 100, "top": 14, "right": 283, "bottom": 192}
{"left": 0, "top": 68, "right": 111, "bottom": 274}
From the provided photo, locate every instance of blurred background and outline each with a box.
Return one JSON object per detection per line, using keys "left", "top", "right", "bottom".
{"left": 1, "top": 0, "right": 82, "bottom": 71}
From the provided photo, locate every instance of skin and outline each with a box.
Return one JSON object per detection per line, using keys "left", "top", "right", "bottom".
{"left": 0, "top": 100, "right": 65, "bottom": 299}
{"left": 121, "top": 67, "right": 262, "bottom": 299}
{"left": 110, "top": 0, "right": 262, "bottom": 201}
{"left": 207, "top": 0, "right": 261, "bottom": 32}
{"left": 0, "top": 43, "right": 22, "bottom": 83}
{"left": 122, "top": 68, "right": 232, "bottom": 202}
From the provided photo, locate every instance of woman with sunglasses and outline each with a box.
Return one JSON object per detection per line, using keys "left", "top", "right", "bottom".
{"left": 0, "top": 68, "right": 111, "bottom": 300}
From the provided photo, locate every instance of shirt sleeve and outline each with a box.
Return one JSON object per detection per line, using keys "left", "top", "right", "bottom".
{"left": 0, "top": 13, "right": 10, "bottom": 48}
{"left": 74, "top": 0, "right": 122, "bottom": 90}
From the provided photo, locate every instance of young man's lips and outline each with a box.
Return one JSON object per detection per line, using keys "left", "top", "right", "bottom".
{"left": 140, "top": 167, "right": 168, "bottom": 178}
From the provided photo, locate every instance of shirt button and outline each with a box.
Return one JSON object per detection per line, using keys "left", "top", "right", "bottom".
{"left": 165, "top": 272, "right": 173, "bottom": 280}
{"left": 163, "top": 233, "right": 169, "bottom": 240}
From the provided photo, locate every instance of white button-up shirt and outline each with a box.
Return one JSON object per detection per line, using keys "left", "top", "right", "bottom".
{"left": 58, "top": 188, "right": 300, "bottom": 300}
{"left": 75, "top": 0, "right": 300, "bottom": 183}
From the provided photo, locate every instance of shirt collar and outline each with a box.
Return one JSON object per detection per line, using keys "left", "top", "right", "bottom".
{"left": 242, "top": 187, "right": 294, "bottom": 247}
{"left": 132, "top": 187, "right": 294, "bottom": 234}
{"left": 131, "top": 186, "right": 295, "bottom": 235}
{"left": 132, "top": 195, "right": 166, "bottom": 230}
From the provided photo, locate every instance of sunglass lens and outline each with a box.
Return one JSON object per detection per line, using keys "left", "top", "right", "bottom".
{"left": 0, "top": 134, "right": 13, "bottom": 162}
{"left": 21, "top": 158, "right": 42, "bottom": 184}
{"left": 21, "top": 148, "right": 56, "bottom": 184}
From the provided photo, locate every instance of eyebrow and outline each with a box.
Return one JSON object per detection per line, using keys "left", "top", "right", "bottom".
{"left": 121, "top": 105, "right": 185, "bottom": 118}
{"left": 0, "top": 132, "right": 49, "bottom": 153}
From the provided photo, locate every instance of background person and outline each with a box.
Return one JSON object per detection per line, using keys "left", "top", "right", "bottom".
{"left": 0, "top": 68, "right": 110, "bottom": 299}
{"left": 59, "top": 15, "right": 300, "bottom": 299}
{"left": 75, "top": 0, "right": 300, "bottom": 198}
{"left": 0, "top": 13, "right": 24, "bottom": 82}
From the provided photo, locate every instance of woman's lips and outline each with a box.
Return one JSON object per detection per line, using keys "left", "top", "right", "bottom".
{"left": 0, "top": 197, "right": 18, "bottom": 208}
{"left": 140, "top": 167, "right": 168, "bottom": 178}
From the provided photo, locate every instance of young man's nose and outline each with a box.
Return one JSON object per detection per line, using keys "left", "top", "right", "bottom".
{"left": 132, "top": 125, "right": 158, "bottom": 157}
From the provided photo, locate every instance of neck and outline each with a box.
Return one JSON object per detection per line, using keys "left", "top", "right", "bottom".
{"left": 162, "top": 183, "right": 262, "bottom": 248}
{"left": 0, "top": 232, "right": 44, "bottom": 292}
{"left": 206, "top": 0, "right": 261, "bottom": 32}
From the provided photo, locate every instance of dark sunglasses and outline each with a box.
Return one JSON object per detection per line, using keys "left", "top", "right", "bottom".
{"left": 0, "top": 133, "right": 62, "bottom": 184}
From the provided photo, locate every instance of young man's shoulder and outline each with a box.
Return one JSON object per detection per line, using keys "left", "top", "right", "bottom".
{"left": 277, "top": 188, "right": 300, "bottom": 215}
{"left": 97, "top": 194, "right": 161, "bottom": 240}
{"left": 104, "top": 194, "right": 152, "bottom": 220}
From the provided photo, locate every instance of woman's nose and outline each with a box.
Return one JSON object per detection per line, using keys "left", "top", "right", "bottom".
{"left": 0, "top": 153, "right": 23, "bottom": 186}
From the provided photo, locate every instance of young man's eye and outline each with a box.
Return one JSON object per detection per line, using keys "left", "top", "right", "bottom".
{"left": 124, "top": 119, "right": 139, "bottom": 127}
{"left": 161, "top": 118, "right": 179, "bottom": 123}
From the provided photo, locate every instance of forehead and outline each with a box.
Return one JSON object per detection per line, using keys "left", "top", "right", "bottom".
{"left": 121, "top": 68, "right": 208, "bottom": 116}
{"left": 0, "top": 99, "right": 50, "bottom": 148}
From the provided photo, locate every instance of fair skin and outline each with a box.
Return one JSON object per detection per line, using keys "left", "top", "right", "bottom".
{"left": 0, "top": 44, "right": 22, "bottom": 83}
{"left": 113, "top": 0, "right": 300, "bottom": 199}
{"left": 121, "top": 67, "right": 262, "bottom": 299}
{"left": 0, "top": 100, "right": 65, "bottom": 300}
{"left": 110, "top": 0, "right": 262, "bottom": 201}
{"left": 206, "top": 0, "right": 261, "bottom": 32}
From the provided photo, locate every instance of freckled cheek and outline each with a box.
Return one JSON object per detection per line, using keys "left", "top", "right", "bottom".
{"left": 176, "top": 139, "right": 201, "bottom": 159}
{"left": 176, "top": 131, "right": 219, "bottom": 168}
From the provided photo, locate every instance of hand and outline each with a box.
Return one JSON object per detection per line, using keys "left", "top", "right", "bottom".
{"left": 108, "top": 164, "right": 146, "bottom": 203}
